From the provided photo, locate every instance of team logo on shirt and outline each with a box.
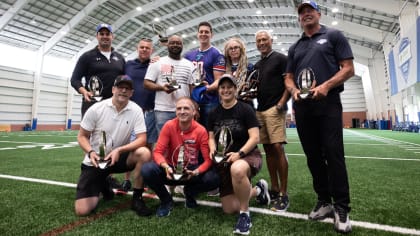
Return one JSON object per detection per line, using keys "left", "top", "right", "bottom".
{"left": 317, "top": 38, "right": 327, "bottom": 45}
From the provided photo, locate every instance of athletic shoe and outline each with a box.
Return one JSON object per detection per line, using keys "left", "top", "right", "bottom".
{"left": 233, "top": 213, "right": 252, "bottom": 235}
{"left": 271, "top": 193, "right": 289, "bottom": 211}
{"left": 120, "top": 179, "right": 132, "bottom": 192}
{"left": 255, "top": 179, "right": 270, "bottom": 206}
{"left": 108, "top": 175, "right": 121, "bottom": 189}
{"left": 102, "top": 175, "right": 115, "bottom": 201}
{"left": 308, "top": 201, "right": 334, "bottom": 220}
{"left": 334, "top": 205, "right": 352, "bottom": 233}
{"left": 269, "top": 190, "right": 279, "bottom": 202}
{"left": 131, "top": 198, "right": 152, "bottom": 216}
{"left": 184, "top": 189, "right": 198, "bottom": 208}
{"left": 156, "top": 200, "right": 174, "bottom": 217}
{"left": 207, "top": 188, "right": 220, "bottom": 197}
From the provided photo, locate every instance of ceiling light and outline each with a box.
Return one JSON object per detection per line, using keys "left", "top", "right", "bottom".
{"left": 136, "top": 7, "right": 142, "bottom": 11}
{"left": 247, "top": 0, "right": 255, "bottom": 3}
{"left": 85, "top": 39, "right": 91, "bottom": 44}
{"left": 263, "top": 20, "right": 268, "bottom": 24}
{"left": 273, "top": 36, "right": 278, "bottom": 40}
{"left": 332, "top": 21, "right": 338, "bottom": 26}
{"left": 154, "top": 17, "right": 160, "bottom": 22}
{"left": 332, "top": 8, "right": 339, "bottom": 13}
{"left": 123, "top": 53, "right": 128, "bottom": 57}
{"left": 181, "top": 34, "right": 186, "bottom": 38}
{"left": 60, "top": 31, "right": 67, "bottom": 35}
{"left": 169, "top": 26, "right": 174, "bottom": 31}
{"left": 30, "top": 19, "right": 37, "bottom": 25}
{"left": 192, "top": 40, "right": 197, "bottom": 44}
{"left": 256, "top": 10, "right": 262, "bottom": 14}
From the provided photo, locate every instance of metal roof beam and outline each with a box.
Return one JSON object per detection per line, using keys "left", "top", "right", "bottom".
{"left": 0, "top": 0, "right": 28, "bottom": 30}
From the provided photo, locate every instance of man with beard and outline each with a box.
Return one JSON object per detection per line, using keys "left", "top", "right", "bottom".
{"left": 70, "top": 23, "right": 125, "bottom": 117}
{"left": 144, "top": 35, "right": 195, "bottom": 131}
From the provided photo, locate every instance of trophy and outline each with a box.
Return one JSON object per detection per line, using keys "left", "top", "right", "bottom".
{"left": 213, "top": 126, "right": 232, "bottom": 164}
{"left": 98, "top": 130, "right": 111, "bottom": 169}
{"left": 192, "top": 64, "right": 205, "bottom": 86}
{"left": 172, "top": 145, "right": 188, "bottom": 180}
{"left": 165, "top": 65, "right": 180, "bottom": 90}
{"left": 297, "top": 68, "right": 316, "bottom": 99}
{"left": 88, "top": 76, "right": 103, "bottom": 102}
{"left": 238, "top": 70, "right": 259, "bottom": 99}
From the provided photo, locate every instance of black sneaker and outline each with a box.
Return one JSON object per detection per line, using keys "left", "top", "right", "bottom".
{"left": 184, "top": 189, "right": 198, "bottom": 208}
{"left": 255, "top": 179, "right": 270, "bottom": 206}
{"left": 308, "top": 201, "right": 334, "bottom": 220}
{"left": 233, "top": 213, "right": 252, "bottom": 235}
{"left": 132, "top": 198, "right": 152, "bottom": 216}
{"left": 120, "top": 179, "right": 132, "bottom": 192}
{"left": 156, "top": 200, "right": 174, "bottom": 217}
{"left": 271, "top": 193, "right": 289, "bottom": 212}
{"left": 269, "top": 190, "right": 279, "bottom": 202}
{"left": 102, "top": 175, "right": 115, "bottom": 201}
{"left": 334, "top": 205, "right": 352, "bottom": 234}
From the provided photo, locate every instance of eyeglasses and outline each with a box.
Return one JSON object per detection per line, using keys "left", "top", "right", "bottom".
{"left": 228, "top": 46, "right": 241, "bottom": 51}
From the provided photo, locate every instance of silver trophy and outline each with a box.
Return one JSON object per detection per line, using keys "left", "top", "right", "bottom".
{"left": 238, "top": 70, "right": 259, "bottom": 99}
{"left": 192, "top": 64, "right": 205, "bottom": 86}
{"left": 165, "top": 65, "right": 180, "bottom": 90}
{"left": 98, "top": 130, "right": 111, "bottom": 169}
{"left": 213, "top": 126, "right": 232, "bottom": 164}
{"left": 88, "top": 76, "right": 103, "bottom": 102}
{"left": 297, "top": 68, "right": 316, "bottom": 99}
{"left": 173, "top": 145, "right": 188, "bottom": 180}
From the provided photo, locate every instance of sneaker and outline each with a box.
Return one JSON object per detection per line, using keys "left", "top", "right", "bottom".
{"left": 108, "top": 175, "right": 121, "bottom": 189}
{"left": 120, "top": 179, "right": 132, "bottom": 192}
{"left": 255, "top": 179, "right": 270, "bottom": 206}
{"left": 233, "top": 213, "right": 252, "bottom": 235}
{"left": 131, "top": 198, "right": 152, "bottom": 216}
{"left": 269, "top": 190, "right": 279, "bottom": 202}
{"left": 185, "top": 196, "right": 198, "bottom": 208}
{"left": 271, "top": 193, "right": 289, "bottom": 211}
{"left": 207, "top": 188, "right": 220, "bottom": 197}
{"left": 102, "top": 176, "right": 115, "bottom": 201}
{"left": 156, "top": 200, "right": 174, "bottom": 217}
{"left": 308, "top": 201, "right": 334, "bottom": 220}
{"left": 334, "top": 205, "right": 352, "bottom": 233}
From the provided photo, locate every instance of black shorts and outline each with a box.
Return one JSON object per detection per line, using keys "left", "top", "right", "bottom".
{"left": 75, "top": 152, "right": 131, "bottom": 199}
{"left": 217, "top": 149, "right": 262, "bottom": 198}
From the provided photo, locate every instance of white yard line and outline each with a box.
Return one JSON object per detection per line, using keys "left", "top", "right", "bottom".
{"left": 1, "top": 173, "right": 419, "bottom": 235}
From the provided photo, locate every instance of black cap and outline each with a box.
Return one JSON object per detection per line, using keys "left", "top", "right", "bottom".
{"left": 114, "top": 75, "right": 133, "bottom": 89}
{"left": 218, "top": 74, "right": 237, "bottom": 87}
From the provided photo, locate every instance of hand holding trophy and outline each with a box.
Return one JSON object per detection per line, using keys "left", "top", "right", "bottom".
{"left": 98, "top": 131, "right": 111, "bottom": 169}
{"left": 88, "top": 76, "right": 103, "bottom": 102}
{"left": 213, "top": 126, "right": 232, "bottom": 164}
{"left": 297, "top": 68, "right": 316, "bottom": 99}
{"left": 165, "top": 65, "right": 180, "bottom": 90}
{"left": 192, "top": 64, "right": 205, "bottom": 86}
{"left": 172, "top": 145, "right": 188, "bottom": 181}
{"left": 238, "top": 70, "right": 259, "bottom": 100}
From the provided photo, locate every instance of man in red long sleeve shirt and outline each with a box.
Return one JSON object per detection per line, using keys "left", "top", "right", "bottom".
{"left": 141, "top": 97, "right": 220, "bottom": 217}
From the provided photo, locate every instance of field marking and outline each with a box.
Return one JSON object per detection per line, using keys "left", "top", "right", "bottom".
{"left": 1, "top": 174, "right": 420, "bottom": 236}
{"left": 287, "top": 153, "right": 420, "bottom": 161}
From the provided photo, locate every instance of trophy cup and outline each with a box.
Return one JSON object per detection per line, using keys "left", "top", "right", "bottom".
{"left": 297, "top": 68, "right": 316, "bottom": 99}
{"left": 173, "top": 145, "right": 187, "bottom": 180}
{"left": 213, "top": 126, "right": 232, "bottom": 164}
{"left": 88, "top": 76, "right": 103, "bottom": 102}
{"left": 165, "top": 65, "right": 180, "bottom": 90}
{"left": 192, "top": 64, "right": 205, "bottom": 86}
{"left": 238, "top": 70, "right": 259, "bottom": 99}
{"left": 98, "top": 131, "right": 111, "bottom": 169}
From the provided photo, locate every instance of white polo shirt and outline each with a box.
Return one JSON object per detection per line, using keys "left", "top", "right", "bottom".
{"left": 80, "top": 98, "right": 145, "bottom": 166}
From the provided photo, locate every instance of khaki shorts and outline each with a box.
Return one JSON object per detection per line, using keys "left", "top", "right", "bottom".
{"left": 217, "top": 149, "right": 262, "bottom": 198}
{"left": 256, "top": 105, "right": 287, "bottom": 144}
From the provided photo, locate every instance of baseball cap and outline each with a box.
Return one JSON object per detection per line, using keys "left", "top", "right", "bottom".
{"left": 114, "top": 75, "right": 133, "bottom": 89}
{"left": 218, "top": 74, "right": 237, "bottom": 87}
{"left": 298, "top": 0, "right": 319, "bottom": 14}
{"left": 96, "top": 23, "right": 113, "bottom": 33}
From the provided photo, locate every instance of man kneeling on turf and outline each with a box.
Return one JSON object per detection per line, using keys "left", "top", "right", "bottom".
{"left": 74, "top": 75, "right": 152, "bottom": 216}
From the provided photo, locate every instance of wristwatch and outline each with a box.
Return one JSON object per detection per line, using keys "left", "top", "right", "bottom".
{"left": 239, "top": 150, "right": 246, "bottom": 158}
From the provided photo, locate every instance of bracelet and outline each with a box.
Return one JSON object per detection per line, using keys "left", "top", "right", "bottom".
{"left": 88, "top": 150, "right": 95, "bottom": 158}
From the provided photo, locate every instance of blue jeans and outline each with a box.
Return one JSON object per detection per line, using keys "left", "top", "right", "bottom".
{"left": 141, "top": 162, "right": 220, "bottom": 204}
{"left": 155, "top": 110, "right": 176, "bottom": 133}
{"left": 198, "top": 103, "right": 218, "bottom": 129}
{"left": 130, "top": 110, "right": 158, "bottom": 144}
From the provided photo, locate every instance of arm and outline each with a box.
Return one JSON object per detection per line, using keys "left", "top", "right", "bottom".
{"left": 144, "top": 79, "right": 177, "bottom": 94}
{"left": 276, "top": 80, "right": 291, "bottom": 111}
{"left": 285, "top": 72, "right": 300, "bottom": 101}
{"left": 77, "top": 127, "right": 100, "bottom": 168}
{"left": 205, "top": 70, "right": 224, "bottom": 92}
{"left": 208, "top": 131, "right": 216, "bottom": 160}
{"left": 312, "top": 59, "right": 355, "bottom": 99}
{"left": 225, "top": 127, "right": 259, "bottom": 163}
{"left": 70, "top": 56, "right": 93, "bottom": 102}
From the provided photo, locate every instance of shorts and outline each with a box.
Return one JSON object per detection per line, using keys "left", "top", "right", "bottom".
{"left": 75, "top": 152, "right": 130, "bottom": 199}
{"left": 256, "top": 105, "right": 287, "bottom": 144}
{"left": 217, "top": 149, "right": 263, "bottom": 198}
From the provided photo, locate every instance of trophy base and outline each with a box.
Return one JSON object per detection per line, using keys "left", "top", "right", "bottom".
{"left": 98, "top": 160, "right": 110, "bottom": 169}
{"left": 193, "top": 82, "right": 204, "bottom": 87}
{"left": 299, "top": 92, "right": 313, "bottom": 99}
{"left": 168, "top": 85, "right": 180, "bottom": 90}
{"left": 173, "top": 173, "right": 184, "bottom": 181}
{"left": 214, "top": 156, "right": 225, "bottom": 164}
{"left": 92, "top": 96, "right": 103, "bottom": 102}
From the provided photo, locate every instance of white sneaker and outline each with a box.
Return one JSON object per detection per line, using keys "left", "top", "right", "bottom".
{"left": 308, "top": 201, "right": 334, "bottom": 220}
{"left": 334, "top": 206, "right": 352, "bottom": 233}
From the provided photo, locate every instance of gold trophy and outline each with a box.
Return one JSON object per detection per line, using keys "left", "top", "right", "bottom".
{"left": 98, "top": 131, "right": 111, "bottom": 169}
{"left": 88, "top": 76, "right": 103, "bottom": 102}
{"left": 297, "top": 68, "right": 316, "bottom": 99}
{"left": 213, "top": 126, "right": 232, "bottom": 163}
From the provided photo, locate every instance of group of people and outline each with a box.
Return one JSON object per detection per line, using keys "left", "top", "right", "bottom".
{"left": 70, "top": 1, "right": 354, "bottom": 234}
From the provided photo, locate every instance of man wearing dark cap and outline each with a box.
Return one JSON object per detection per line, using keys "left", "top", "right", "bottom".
{"left": 74, "top": 75, "right": 152, "bottom": 217}
{"left": 285, "top": 0, "right": 354, "bottom": 233}
{"left": 71, "top": 23, "right": 125, "bottom": 117}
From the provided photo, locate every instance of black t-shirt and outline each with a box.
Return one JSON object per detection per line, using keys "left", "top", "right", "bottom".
{"left": 208, "top": 101, "right": 259, "bottom": 152}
